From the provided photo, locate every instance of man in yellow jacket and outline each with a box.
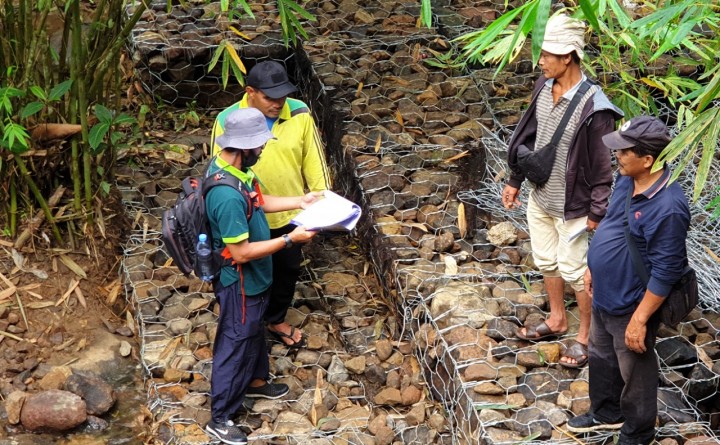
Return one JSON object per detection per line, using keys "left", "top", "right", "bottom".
{"left": 211, "top": 60, "right": 330, "bottom": 348}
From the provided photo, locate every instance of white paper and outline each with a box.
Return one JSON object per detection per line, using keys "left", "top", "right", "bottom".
{"left": 291, "top": 190, "right": 361, "bottom": 231}
{"left": 568, "top": 226, "right": 588, "bottom": 243}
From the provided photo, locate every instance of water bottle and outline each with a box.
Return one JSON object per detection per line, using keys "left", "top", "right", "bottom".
{"left": 196, "top": 233, "right": 214, "bottom": 282}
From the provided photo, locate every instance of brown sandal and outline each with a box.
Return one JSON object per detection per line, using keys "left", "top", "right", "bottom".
{"left": 560, "top": 341, "right": 588, "bottom": 369}
{"left": 515, "top": 321, "right": 567, "bottom": 341}
{"left": 268, "top": 325, "right": 306, "bottom": 349}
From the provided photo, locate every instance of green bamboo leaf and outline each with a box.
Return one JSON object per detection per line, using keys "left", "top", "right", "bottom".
{"left": 3, "top": 122, "right": 30, "bottom": 153}
{"left": 88, "top": 122, "right": 109, "bottom": 150}
{"left": 221, "top": 55, "right": 230, "bottom": 89}
{"left": 530, "top": 0, "right": 552, "bottom": 65}
{"left": 668, "top": 142, "right": 697, "bottom": 185}
{"left": 657, "top": 111, "right": 711, "bottom": 166}
{"left": 229, "top": 59, "right": 245, "bottom": 86}
{"left": 693, "top": 69, "right": 720, "bottom": 113}
{"left": 607, "top": 0, "right": 632, "bottom": 29}
{"left": 579, "top": 0, "right": 601, "bottom": 32}
{"left": 208, "top": 44, "right": 225, "bottom": 73}
{"left": 420, "top": 0, "right": 432, "bottom": 28}
{"left": 21, "top": 102, "right": 44, "bottom": 119}
{"left": 94, "top": 104, "right": 113, "bottom": 123}
{"left": 30, "top": 86, "right": 48, "bottom": 101}
{"left": 693, "top": 109, "right": 720, "bottom": 201}
{"left": 48, "top": 79, "right": 73, "bottom": 101}
{"left": 284, "top": 0, "right": 315, "bottom": 21}
{"left": 456, "top": 7, "right": 526, "bottom": 61}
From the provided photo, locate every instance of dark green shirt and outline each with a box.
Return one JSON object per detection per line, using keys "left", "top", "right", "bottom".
{"left": 205, "top": 158, "right": 271, "bottom": 294}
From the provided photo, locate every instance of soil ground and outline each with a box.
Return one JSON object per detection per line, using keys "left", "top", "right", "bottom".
{"left": 0, "top": 189, "right": 155, "bottom": 443}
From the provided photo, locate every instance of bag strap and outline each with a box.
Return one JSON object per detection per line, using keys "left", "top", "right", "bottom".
{"left": 548, "top": 80, "right": 592, "bottom": 147}
{"left": 623, "top": 185, "right": 650, "bottom": 286}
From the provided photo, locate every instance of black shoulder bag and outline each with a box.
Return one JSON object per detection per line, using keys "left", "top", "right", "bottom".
{"left": 623, "top": 186, "right": 698, "bottom": 327}
{"left": 516, "top": 81, "right": 591, "bottom": 186}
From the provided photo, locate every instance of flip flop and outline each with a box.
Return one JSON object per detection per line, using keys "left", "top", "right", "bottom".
{"left": 515, "top": 321, "right": 567, "bottom": 341}
{"left": 559, "top": 341, "right": 588, "bottom": 369}
{"left": 268, "top": 325, "right": 306, "bottom": 349}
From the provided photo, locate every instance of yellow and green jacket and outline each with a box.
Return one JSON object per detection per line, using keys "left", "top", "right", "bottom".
{"left": 211, "top": 95, "right": 331, "bottom": 229}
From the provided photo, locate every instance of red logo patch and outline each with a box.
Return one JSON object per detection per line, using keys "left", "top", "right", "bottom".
{"left": 634, "top": 211, "right": 642, "bottom": 220}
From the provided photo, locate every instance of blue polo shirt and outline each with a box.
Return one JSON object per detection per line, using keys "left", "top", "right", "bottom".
{"left": 588, "top": 169, "right": 690, "bottom": 315}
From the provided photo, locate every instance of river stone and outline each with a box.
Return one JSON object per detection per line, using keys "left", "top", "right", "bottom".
{"left": 272, "top": 410, "right": 314, "bottom": 434}
{"left": 374, "top": 388, "right": 402, "bottom": 406}
{"left": 65, "top": 372, "right": 116, "bottom": 416}
{"left": 5, "top": 390, "right": 27, "bottom": 424}
{"left": 38, "top": 366, "right": 73, "bottom": 390}
{"left": 20, "top": 390, "right": 87, "bottom": 431}
{"left": 429, "top": 281, "right": 498, "bottom": 328}
{"left": 487, "top": 221, "right": 517, "bottom": 246}
{"left": 327, "top": 355, "right": 349, "bottom": 385}
{"left": 517, "top": 368, "right": 567, "bottom": 403}
{"left": 511, "top": 401, "right": 568, "bottom": 438}
{"left": 656, "top": 337, "right": 697, "bottom": 367}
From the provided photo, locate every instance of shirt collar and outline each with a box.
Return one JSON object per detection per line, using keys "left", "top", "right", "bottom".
{"left": 213, "top": 156, "right": 256, "bottom": 186}
{"left": 544, "top": 73, "right": 588, "bottom": 100}
{"left": 640, "top": 167, "right": 671, "bottom": 200}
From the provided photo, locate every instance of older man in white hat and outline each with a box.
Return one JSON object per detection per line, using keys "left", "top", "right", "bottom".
{"left": 502, "top": 14, "right": 623, "bottom": 368}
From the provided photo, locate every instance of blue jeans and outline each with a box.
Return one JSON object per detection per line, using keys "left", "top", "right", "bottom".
{"left": 211, "top": 281, "right": 270, "bottom": 422}
{"left": 588, "top": 306, "right": 659, "bottom": 445}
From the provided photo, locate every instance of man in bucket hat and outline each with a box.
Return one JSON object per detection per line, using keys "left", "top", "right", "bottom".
{"left": 567, "top": 116, "right": 690, "bottom": 445}
{"left": 502, "top": 13, "right": 623, "bottom": 368}
{"left": 205, "top": 107, "right": 322, "bottom": 445}
{"left": 212, "top": 60, "right": 330, "bottom": 349}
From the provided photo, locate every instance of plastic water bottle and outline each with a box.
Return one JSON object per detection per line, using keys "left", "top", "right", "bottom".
{"left": 196, "top": 234, "right": 214, "bottom": 282}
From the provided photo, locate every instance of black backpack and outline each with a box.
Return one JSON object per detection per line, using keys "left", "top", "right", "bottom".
{"left": 161, "top": 165, "right": 256, "bottom": 279}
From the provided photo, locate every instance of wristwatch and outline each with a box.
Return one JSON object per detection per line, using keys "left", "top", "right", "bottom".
{"left": 282, "top": 234, "right": 293, "bottom": 249}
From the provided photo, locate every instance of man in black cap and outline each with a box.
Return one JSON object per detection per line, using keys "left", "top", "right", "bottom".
{"left": 212, "top": 60, "right": 330, "bottom": 348}
{"left": 567, "top": 116, "right": 691, "bottom": 445}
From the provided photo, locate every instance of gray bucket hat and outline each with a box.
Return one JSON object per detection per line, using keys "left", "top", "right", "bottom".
{"left": 214, "top": 108, "right": 275, "bottom": 150}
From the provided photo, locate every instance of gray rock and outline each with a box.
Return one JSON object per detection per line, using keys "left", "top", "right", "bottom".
{"left": 64, "top": 372, "right": 116, "bottom": 416}
{"left": 327, "top": 355, "right": 349, "bottom": 385}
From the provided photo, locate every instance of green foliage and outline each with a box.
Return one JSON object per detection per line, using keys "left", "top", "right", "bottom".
{"left": 452, "top": 0, "right": 720, "bottom": 205}
{"left": 89, "top": 104, "right": 137, "bottom": 154}
{"left": 0, "top": 0, "right": 147, "bottom": 242}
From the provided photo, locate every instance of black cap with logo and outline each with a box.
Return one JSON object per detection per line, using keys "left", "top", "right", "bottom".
{"left": 246, "top": 61, "right": 297, "bottom": 99}
{"left": 602, "top": 115, "right": 672, "bottom": 154}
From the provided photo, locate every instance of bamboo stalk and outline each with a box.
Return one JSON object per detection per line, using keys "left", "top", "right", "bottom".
{"left": 13, "top": 156, "right": 63, "bottom": 245}
{"left": 14, "top": 185, "right": 66, "bottom": 249}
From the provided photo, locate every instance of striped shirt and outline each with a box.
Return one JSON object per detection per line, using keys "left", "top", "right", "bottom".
{"left": 531, "top": 76, "right": 598, "bottom": 217}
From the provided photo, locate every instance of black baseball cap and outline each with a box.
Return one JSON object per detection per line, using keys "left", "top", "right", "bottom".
{"left": 246, "top": 61, "right": 297, "bottom": 99}
{"left": 602, "top": 115, "right": 672, "bottom": 154}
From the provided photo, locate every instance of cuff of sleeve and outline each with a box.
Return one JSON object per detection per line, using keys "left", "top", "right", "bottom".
{"left": 588, "top": 213, "right": 603, "bottom": 223}
{"left": 647, "top": 277, "right": 672, "bottom": 298}
{"left": 507, "top": 177, "right": 522, "bottom": 189}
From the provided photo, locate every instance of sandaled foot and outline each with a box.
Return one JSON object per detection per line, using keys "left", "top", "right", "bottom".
{"left": 515, "top": 321, "right": 567, "bottom": 341}
{"left": 268, "top": 324, "right": 306, "bottom": 348}
{"left": 560, "top": 341, "right": 588, "bottom": 368}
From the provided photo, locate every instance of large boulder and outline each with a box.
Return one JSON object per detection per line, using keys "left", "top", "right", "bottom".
{"left": 20, "top": 390, "right": 87, "bottom": 431}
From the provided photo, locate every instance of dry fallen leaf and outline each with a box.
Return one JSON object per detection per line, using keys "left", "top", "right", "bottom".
{"left": 59, "top": 254, "right": 88, "bottom": 279}
{"left": 457, "top": 202, "right": 467, "bottom": 239}
{"left": 374, "top": 134, "right": 382, "bottom": 153}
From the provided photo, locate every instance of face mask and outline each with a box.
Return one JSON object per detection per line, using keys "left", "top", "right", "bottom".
{"left": 241, "top": 149, "right": 260, "bottom": 168}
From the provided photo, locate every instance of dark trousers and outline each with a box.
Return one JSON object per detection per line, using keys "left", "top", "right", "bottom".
{"left": 210, "top": 281, "right": 269, "bottom": 422}
{"left": 589, "top": 306, "right": 659, "bottom": 445}
{"left": 266, "top": 225, "right": 303, "bottom": 325}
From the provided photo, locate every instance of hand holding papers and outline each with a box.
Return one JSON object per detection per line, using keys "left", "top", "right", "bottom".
{"left": 291, "top": 190, "right": 361, "bottom": 231}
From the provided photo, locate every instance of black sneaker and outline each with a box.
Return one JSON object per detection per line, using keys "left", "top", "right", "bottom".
{"left": 245, "top": 382, "right": 289, "bottom": 399}
{"left": 567, "top": 413, "right": 624, "bottom": 433}
{"left": 206, "top": 419, "right": 247, "bottom": 445}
